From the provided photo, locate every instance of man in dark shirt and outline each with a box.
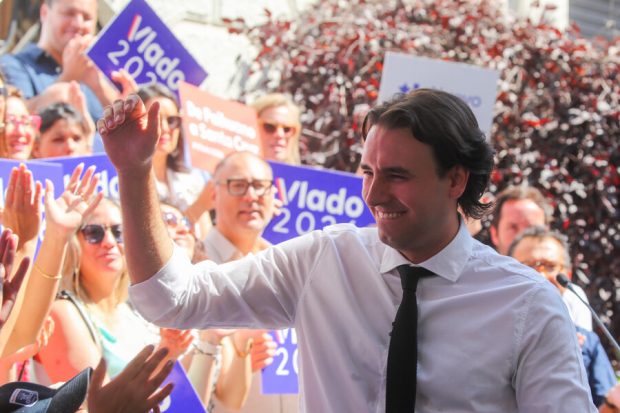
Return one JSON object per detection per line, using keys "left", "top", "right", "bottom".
{"left": 0, "top": 0, "right": 118, "bottom": 125}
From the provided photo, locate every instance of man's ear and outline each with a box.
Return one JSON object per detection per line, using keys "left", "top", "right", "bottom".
{"left": 447, "top": 165, "right": 469, "bottom": 200}
{"left": 40, "top": 3, "right": 49, "bottom": 23}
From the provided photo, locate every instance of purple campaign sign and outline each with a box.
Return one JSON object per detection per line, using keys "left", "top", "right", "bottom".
{"left": 41, "top": 154, "right": 119, "bottom": 200}
{"left": 263, "top": 162, "right": 375, "bottom": 245}
{"left": 87, "top": 0, "right": 208, "bottom": 93}
{"left": 157, "top": 362, "right": 206, "bottom": 413}
{"left": 261, "top": 328, "right": 299, "bottom": 394}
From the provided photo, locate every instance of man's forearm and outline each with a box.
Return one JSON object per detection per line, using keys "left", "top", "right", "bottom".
{"left": 118, "top": 169, "right": 174, "bottom": 284}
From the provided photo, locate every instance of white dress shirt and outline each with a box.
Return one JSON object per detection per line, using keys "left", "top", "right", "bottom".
{"left": 203, "top": 228, "right": 299, "bottom": 413}
{"left": 563, "top": 284, "right": 593, "bottom": 331}
{"left": 130, "top": 222, "right": 596, "bottom": 412}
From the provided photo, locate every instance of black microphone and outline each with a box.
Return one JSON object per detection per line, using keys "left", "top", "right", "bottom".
{"left": 556, "top": 273, "right": 620, "bottom": 358}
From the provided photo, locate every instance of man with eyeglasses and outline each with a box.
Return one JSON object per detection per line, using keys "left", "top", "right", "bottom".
{"left": 0, "top": 0, "right": 119, "bottom": 129}
{"left": 491, "top": 185, "right": 593, "bottom": 330}
{"left": 98, "top": 91, "right": 596, "bottom": 412}
{"left": 508, "top": 226, "right": 619, "bottom": 412}
{"left": 201, "top": 151, "right": 297, "bottom": 413}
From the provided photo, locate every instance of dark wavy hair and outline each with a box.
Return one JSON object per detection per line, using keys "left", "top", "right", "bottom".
{"left": 362, "top": 88, "right": 495, "bottom": 219}
{"left": 137, "top": 84, "right": 189, "bottom": 173}
{"left": 38, "top": 102, "right": 86, "bottom": 135}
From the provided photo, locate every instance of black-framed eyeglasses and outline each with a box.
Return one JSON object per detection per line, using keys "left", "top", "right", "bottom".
{"left": 80, "top": 224, "right": 123, "bottom": 244}
{"left": 163, "top": 115, "right": 181, "bottom": 130}
{"left": 162, "top": 212, "right": 190, "bottom": 229}
{"left": 217, "top": 179, "right": 274, "bottom": 197}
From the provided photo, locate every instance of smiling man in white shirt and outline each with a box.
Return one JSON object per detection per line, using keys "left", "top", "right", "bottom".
{"left": 98, "top": 89, "right": 596, "bottom": 412}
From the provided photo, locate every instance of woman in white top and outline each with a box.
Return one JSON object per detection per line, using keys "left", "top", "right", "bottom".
{"left": 137, "top": 85, "right": 214, "bottom": 239}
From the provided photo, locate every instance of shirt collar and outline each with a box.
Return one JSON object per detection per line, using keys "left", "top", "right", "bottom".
{"left": 379, "top": 217, "right": 473, "bottom": 282}
{"left": 204, "top": 228, "right": 240, "bottom": 263}
{"left": 22, "top": 44, "right": 55, "bottom": 65}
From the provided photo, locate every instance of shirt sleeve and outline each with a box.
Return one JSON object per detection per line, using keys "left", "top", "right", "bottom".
{"left": 585, "top": 332, "right": 617, "bottom": 407}
{"left": 513, "top": 284, "right": 598, "bottom": 412}
{"left": 129, "top": 232, "right": 322, "bottom": 330}
{"left": 0, "top": 54, "right": 36, "bottom": 98}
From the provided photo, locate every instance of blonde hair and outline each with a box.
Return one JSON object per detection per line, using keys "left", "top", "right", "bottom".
{"left": 251, "top": 93, "right": 302, "bottom": 165}
{"left": 60, "top": 198, "right": 129, "bottom": 308}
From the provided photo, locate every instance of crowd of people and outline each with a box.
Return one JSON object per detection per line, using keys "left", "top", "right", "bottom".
{"left": 0, "top": 0, "right": 617, "bottom": 412}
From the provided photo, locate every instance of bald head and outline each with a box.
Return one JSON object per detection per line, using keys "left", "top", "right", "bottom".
{"left": 212, "top": 152, "right": 275, "bottom": 245}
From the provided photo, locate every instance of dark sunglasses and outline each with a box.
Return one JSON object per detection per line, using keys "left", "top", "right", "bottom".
{"left": 261, "top": 121, "right": 296, "bottom": 136}
{"left": 162, "top": 212, "right": 190, "bottom": 229}
{"left": 80, "top": 224, "right": 123, "bottom": 244}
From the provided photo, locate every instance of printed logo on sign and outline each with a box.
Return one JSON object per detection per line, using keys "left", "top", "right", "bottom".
{"left": 276, "top": 178, "right": 365, "bottom": 218}
{"left": 105, "top": 13, "right": 185, "bottom": 91}
{"left": 87, "top": 0, "right": 207, "bottom": 95}
{"left": 261, "top": 329, "right": 299, "bottom": 394}
{"left": 399, "top": 82, "right": 482, "bottom": 108}
{"left": 263, "top": 162, "right": 375, "bottom": 245}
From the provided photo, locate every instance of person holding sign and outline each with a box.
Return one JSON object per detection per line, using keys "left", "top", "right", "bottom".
{"left": 98, "top": 89, "right": 596, "bottom": 412}
{"left": 251, "top": 94, "right": 302, "bottom": 165}
{"left": 194, "top": 152, "right": 293, "bottom": 413}
{"left": 137, "top": 85, "right": 213, "bottom": 239}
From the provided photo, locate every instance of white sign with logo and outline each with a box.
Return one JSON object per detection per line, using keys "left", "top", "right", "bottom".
{"left": 378, "top": 52, "right": 499, "bottom": 136}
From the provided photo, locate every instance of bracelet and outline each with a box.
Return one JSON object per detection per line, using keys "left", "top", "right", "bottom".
{"left": 232, "top": 337, "right": 254, "bottom": 358}
{"left": 605, "top": 396, "right": 618, "bottom": 409}
{"left": 34, "top": 263, "right": 62, "bottom": 280}
{"left": 193, "top": 340, "right": 221, "bottom": 357}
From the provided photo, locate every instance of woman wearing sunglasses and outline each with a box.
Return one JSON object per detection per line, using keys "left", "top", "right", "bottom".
{"left": 251, "top": 93, "right": 302, "bottom": 165}
{"left": 37, "top": 197, "right": 193, "bottom": 383}
{"left": 0, "top": 87, "right": 39, "bottom": 160}
{"left": 159, "top": 203, "right": 256, "bottom": 411}
{"left": 137, "top": 85, "right": 214, "bottom": 239}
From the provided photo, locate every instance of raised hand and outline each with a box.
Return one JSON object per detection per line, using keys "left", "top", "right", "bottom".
{"left": 0, "top": 229, "right": 30, "bottom": 329}
{"left": 97, "top": 95, "right": 161, "bottom": 174}
{"left": 2, "top": 164, "right": 43, "bottom": 247}
{"left": 158, "top": 328, "right": 194, "bottom": 361}
{"left": 248, "top": 330, "right": 277, "bottom": 372}
{"left": 88, "top": 345, "right": 174, "bottom": 413}
{"left": 43, "top": 163, "right": 103, "bottom": 241}
{"left": 58, "top": 35, "right": 94, "bottom": 84}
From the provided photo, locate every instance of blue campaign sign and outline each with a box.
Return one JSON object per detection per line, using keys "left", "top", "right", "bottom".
{"left": 0, "top": 160, "right": 64, "bottom": 247}
{"left": 158, "top": 362, "right": 206, "bottom": 413}
{"left": 263, "top": 162, "right": 375, "bottom": 245}
{"left": 40, "top": 154, "right": 119, "bottom": 200}
{"left": 87, "top": 0, "right": 208, "bottom": 93}
{"left": 261, "top": 328, "right": 299, "bottom": 395}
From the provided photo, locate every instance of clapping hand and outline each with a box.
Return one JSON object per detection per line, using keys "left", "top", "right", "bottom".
{"left": 43, "top": 163, "right": 103, "bottom": 241}
{"left": 0, "top": 230, "right": 30, "bottom": 329}
{"left": 2, "top": 165, "right": 42, "bottom": 248}
{"left": 158, "top": 328, "right": 194, "bottom": 361}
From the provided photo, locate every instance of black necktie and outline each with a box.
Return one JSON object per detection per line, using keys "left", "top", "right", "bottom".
{"left": 386, "top": 265, "right": 435, "bottom": 412}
